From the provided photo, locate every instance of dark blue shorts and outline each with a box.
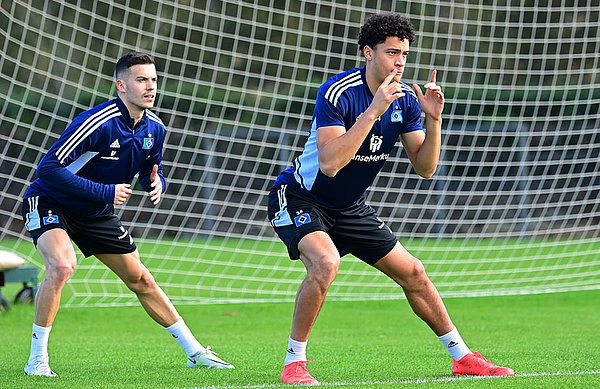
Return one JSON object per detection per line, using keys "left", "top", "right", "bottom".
{"left": 267, "top": 184, "right": 398, "bottom": 265}
{"left": 22, "top": 196, "right": 137, "bottom": 258}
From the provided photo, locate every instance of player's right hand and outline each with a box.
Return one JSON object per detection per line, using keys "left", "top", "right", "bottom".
{"left": 114, "top": 183, "right": 132, "bottom": 205}
{"left": 369, "top": 69, "right": 405, "bottom": 118}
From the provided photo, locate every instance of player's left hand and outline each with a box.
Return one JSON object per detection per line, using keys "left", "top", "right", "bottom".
{"left": 148, "top": 164, "right": 162, "bottom": 205}
{"left": 413, "top": 70, "right": 444, "bottom": 120}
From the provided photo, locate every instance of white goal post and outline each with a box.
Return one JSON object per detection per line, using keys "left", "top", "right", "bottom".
{"left": 1, "top": 1, "right": 599, "bottom": 307}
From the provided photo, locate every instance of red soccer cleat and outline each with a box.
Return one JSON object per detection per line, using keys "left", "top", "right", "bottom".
{"left": 281, "top": 360, "right": 320, "bottom": 385}
{"left": 452, "top": 352, "right": 514, "bottom": 377}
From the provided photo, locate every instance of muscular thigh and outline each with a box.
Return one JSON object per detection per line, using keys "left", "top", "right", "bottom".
{"left": 96, "top": 251, "right": 147, "bottom": 282}
{"left": 298, "top": 231, "right": 340, "bottom": 263}
{"left": 297, "top": 231, "right": 342, "bottom": 283}
{"left": 36, "top": 228, "right": 78, "bottom": 269}
{"left": 372, "top": 242, "right": 426, "bottom": 286}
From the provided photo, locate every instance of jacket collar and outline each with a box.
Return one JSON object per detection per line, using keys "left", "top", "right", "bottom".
{"left": 115, "top": 96, "right": 146, "bottom": 130}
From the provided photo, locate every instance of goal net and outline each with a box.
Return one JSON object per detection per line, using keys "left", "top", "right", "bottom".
{"left": 1, "top": 1, "right": 599, "bottom": 307}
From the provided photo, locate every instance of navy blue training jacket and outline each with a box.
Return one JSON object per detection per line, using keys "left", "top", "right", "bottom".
{"left": 24, "top": 97, "right": 166, "bottom": 217}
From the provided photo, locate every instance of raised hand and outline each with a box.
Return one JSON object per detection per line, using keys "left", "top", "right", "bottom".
{"left": 413, "top": 70, "right": 444, "bottom": 120}
{"left": 369, "top": 69, "right": 406, "bottom": 118}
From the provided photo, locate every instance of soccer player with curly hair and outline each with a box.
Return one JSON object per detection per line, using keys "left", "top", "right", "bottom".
{"left": 268, "top": 14, "right": 514, "bottom": 384}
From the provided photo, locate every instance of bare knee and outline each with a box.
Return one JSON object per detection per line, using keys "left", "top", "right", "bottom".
{"left": 38, "top": 230, "right": 76, "bottom": 287}
{"left": 44, "top": 258, "right": 76, "bottom": 286}
{"left": 306, "top": 255, "right": 340, "bottom": 292}
{"left": 125, "top": 269, "right": 157, "bottom": 294}
{"left": 402, "top": 259, "right": 431, "bottom": 291}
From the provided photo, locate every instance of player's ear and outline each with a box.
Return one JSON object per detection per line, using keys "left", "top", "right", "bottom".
{"left": 363, "top": 45, "right": 373, "bottom": 61}
{"left": 116, "top": 79, "right": 126, "bottom": 93}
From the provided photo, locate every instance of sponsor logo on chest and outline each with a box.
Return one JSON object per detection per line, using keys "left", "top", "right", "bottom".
{"left": 101, "top": 149, "right": 120, "bottom": 160}
{"left": 369, "top": 134, "right": 383, "bottom": 152}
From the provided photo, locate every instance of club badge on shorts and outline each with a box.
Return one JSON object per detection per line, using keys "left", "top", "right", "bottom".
{"left": 294, "top": 213, "right": 311, "bottom": 227}
{"left": 43, "top": 210, "right": 59, "bottom": 225}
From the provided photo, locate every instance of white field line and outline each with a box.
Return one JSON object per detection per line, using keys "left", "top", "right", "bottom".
{"left": 192, "top": 370, "right": 600, "bottom": 389}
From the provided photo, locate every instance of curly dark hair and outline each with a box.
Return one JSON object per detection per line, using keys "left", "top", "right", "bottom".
{"left": 358, "top": 14, "right": 415, "bottom": 51}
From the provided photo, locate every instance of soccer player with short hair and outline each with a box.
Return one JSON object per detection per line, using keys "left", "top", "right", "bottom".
{"left": 267, "top": 14, "right": 514, "bottom": 384}
{"left": 21, "top": 52, "right": 233, "bottom": 376}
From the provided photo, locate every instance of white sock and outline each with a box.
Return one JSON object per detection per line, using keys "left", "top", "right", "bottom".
{"left": 284, "top": 337, "right": 307, "bottom": 365}
{"left": 165, "top": 318, "right": 205, "bottom": 357}
{"left": 437, "top": 327, "right": 471, "bottom": 361}
{"left": 29, "top": 324, "right": 52, "bottom": 361}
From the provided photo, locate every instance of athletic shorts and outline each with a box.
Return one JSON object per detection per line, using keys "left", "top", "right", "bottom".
{"left": 267, "top": 184, "right": 398, "bottom": 265}
{"left": 22, "top": 196, "right": 137, "bottom": 258}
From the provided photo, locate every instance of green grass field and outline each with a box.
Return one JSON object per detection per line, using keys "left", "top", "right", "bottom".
{"left": 1, "top": 288, "right": 599, "bottom": 388}
{"left": 2, "top": 237, "right": 599, "bottom": 387}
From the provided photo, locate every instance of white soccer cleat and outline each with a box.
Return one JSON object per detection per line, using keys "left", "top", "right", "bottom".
{"left": 187, "top": 346, "right": 235, "bottom": 369}
{"left": 24, "top": 355, "right": 57, "bottom": 377}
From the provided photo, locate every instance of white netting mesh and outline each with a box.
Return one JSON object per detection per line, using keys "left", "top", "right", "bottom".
{"left": 1, "top": 0, "right": 599, "bottom": 307}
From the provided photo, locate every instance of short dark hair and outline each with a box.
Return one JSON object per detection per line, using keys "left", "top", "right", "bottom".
{"left": 358, "top": 14, "right": 415, "bottom": 51}
{"left": 115, "top": 52, "right": 155, "bottom": 79}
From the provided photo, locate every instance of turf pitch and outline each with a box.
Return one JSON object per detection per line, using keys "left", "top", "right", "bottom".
{"left": 1, "top": 287, "right": 599, "bottom": 388}
{"left": 1, "top": 238, "right": 599, "bottom": 387}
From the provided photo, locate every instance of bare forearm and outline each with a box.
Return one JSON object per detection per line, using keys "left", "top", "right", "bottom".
{"left": 412, "top": 116, "right": 442, "bottom": 178}
{"left": 409, "top": 69, "right": 445, "bottom": 178}
{"left": 318, "top": 109, "right": 379, "bottom": 177}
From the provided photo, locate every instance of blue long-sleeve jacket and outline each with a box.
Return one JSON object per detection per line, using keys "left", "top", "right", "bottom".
{"left": 25, "top": 97, "right": 166, "bottom": 217}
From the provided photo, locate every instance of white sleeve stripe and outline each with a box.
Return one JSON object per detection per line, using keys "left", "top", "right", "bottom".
{"left": 146, "top": 110, "right": 165, "bottom": 126}
{"left": 397, "top": 81, "right": 417, "bottom": 98}
{"left": 401, "top": 85, "right": 417, "bottom": 98}
{"left": 328, "top": 74, "right": 362, "bottom": 104}
{"left": 332, "top": 80, "right": 363, "bottom": 107}
{"left": 328, "top": 74, "right": 361, "bottom": 105}
{"left": 57, "top": 111, "right": 121, "bottom": 164}
{"left": 56, "top": 106, "right": 120, "bottom": 162}
{"left": 324, "top": 71, "right": 361, "bottom": 101}
{"left": 324, "top": 73, "right": 353, "bottom": 100}
{"left": 55, "top": 105, "right": 118, "bottom": 161}
{"left": 55, "top": 103, "right": 118, "bottom": 160}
